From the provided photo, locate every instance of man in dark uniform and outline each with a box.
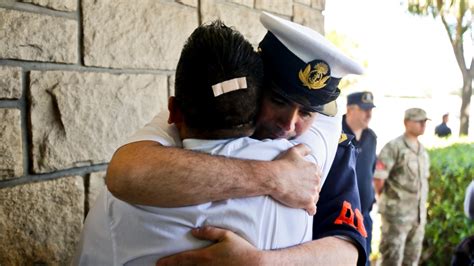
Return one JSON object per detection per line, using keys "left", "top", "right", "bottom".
{"left": 154, "top": 12, "right": 367, "bottom": 265}
{"left": 342, "top": 91, "right": 377, "bottom": 264}
{"left": 435, "top": 113, "right": 452, "bottom": 137}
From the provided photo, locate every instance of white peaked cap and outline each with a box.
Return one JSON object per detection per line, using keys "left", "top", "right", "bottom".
{"left": 260, "top": 12, "right": 364, "bottom": 78}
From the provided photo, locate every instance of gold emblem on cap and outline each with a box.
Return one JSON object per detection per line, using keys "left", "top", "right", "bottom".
{"left": 299, "top": 62, "right": 331, "bottom": 90}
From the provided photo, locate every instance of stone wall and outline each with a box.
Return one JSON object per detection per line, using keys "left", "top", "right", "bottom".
{"left": 0, "top": 0, "right": 326, "bottom": 264}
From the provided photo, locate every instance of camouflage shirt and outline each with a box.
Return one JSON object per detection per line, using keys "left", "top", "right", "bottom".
{"left": 375, "top": 134, "right": 430, "bottom": 224}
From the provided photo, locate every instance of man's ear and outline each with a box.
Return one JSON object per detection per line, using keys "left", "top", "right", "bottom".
{"left": 168, "top": 96, "right": 183, "bottom": 125}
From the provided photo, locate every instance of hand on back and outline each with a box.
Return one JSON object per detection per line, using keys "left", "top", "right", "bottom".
{"left": 156, "top": 226, "right": 262, "bottom": 266}
{"left": 271, "top": 144, "right": 321, "bottom": 215}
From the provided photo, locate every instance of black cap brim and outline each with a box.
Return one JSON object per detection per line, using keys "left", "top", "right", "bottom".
{"left": 358, "top": 103, "right": 375, "bottom": 110}
{"left": 271, "top": 86, "right": 338, "bottom": 116}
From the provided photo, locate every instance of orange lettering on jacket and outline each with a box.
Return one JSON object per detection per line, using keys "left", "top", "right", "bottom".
{"left": 355, "top": 208, "right": 368, "bottom": 237}
{"left": 334, "top": 201, "right": 354, "bottom": 226}
{"left": 334, "top": 200, "right": 367, "bottom": 238}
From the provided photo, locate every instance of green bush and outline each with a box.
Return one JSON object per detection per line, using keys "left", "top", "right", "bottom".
{"left": 421, "top": 143, "right": 474, "bottom": 265}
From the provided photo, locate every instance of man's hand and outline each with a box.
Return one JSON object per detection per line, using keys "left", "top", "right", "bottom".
{"left": 270, "top": 144, "right": 321, "bottom": 215}
{"left": 156, "top": 226, "right": 262, "bottom": 266}
{"left": 156, "top": 227, "right": 359, "bottom": 266}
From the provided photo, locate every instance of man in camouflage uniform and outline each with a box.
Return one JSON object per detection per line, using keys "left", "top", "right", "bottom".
{"left": 374, "top": 108, "right": 430, "bottom": 265}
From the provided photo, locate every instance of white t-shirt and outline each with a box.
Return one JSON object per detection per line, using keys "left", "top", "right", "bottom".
{"left": 73, "top": 111, "right": 341, "bottom": 265}
{"left": 75, "top": 138, "right": 315, "bottom": 265}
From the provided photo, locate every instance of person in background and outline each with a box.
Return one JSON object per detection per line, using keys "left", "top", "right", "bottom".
{"left": 343, "top": 91, "right": 377, "bottom": 265}
{"left": 451, "top": 235, "right": 474, "bottom": 266}
{"left": 435, "top": 113, "right": 452, "bottom": 137}
{"left": 374, "top": 108, "right": 430, "bottom": 265}
{"left": 451, "top": 181, "right": 474, "bottom": 265}
{"left": 464, "top": 181, "right": 474, "bottom": 219}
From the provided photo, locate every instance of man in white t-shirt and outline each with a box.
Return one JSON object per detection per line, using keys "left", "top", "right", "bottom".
{"left": 102, "top": 13, "right": 368, "bottom": 265}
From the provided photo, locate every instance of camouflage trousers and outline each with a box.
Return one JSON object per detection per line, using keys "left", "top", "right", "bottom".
{"left": 379, "top": 215, "right": 425, "bottom": 266}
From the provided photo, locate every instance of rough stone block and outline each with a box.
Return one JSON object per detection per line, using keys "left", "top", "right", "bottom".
{"left": 29, "top": 70, "right": 167, "bottom": 173}
{"left": 88, "top": 171, "right": 106, "bottom": 210}
{"left": 0, "top": 66, "right": 22, "bottom": 99}
{"left": 255, "top": 0, "right": 293, "bottom": 16}
{"left": 176, "top": 0, "right": 198, "bottom": 7}
{"left": 82, "top": 0, "right": 198, "bottom": 70}
{"left": 201, "top": 0, "right": 266, "bottom": 48}
{"left": 19, "top": 0, "right": 77, "bottom": 11}
{"left": 0, "top": 8, "right": 77, "bottom": 63}
{"left": 168, "top": 74, "right": 175, "bottom": 97}
{"left": 294, "top": 0, "right": 311, "bottom": 5}
{"left": 231, "top": 0, "right": 254, "bottom": 8}
{"left": 0, "top": 109, "right": 23, "bottom": 180}
{"left": 311, "top": 0, "right": 325, "bottom": 10}
{"left": 0, "top": 176, "right": 84, "bottom": 265}
{"left": 293, "top": 4, "right": 324, "bottom": 34}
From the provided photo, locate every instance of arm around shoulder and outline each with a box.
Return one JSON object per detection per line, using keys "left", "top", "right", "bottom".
{"left": 106, "top": 141, "right": 321, "bottom": 212}
{"left": 106, "top": 140, "right": 272, "bottom": 207}
{"left": 155, "top": 227, "right": 357, "bottom": 266}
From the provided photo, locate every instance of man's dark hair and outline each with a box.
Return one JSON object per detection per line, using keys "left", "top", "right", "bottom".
{"left": 174, "top": 20, "right": 263, "bottom": 138}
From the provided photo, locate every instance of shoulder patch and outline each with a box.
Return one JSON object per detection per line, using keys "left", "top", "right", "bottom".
{"left": 338, "top": 132, "right": 354, "bottom": 146}
{"left": 339, "top": 133, "right": 348, "bottom": 144}
{"left": 376, "top": 160, "right": 386, "bottom": 170}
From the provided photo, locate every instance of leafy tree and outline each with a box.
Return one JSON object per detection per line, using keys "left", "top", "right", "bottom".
{"left": 407, "top": 0, "right": 473, "bottom": 136}
{"left": 422, "top": 142, "right": 474, "bottom": 265}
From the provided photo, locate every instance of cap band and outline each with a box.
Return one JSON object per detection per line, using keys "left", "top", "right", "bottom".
{"left": 212, "top": 77, "right": 247, "bottom": 97}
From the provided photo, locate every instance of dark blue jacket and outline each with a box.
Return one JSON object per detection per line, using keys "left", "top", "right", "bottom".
{"left": 435, "top": 122, "right": 452, "bottom": 137}
{"left": 342, "top": 115, "right": 377, "bottom": 214}
{"left": 312, "top": 133, "right": 367, "bottom": 266}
